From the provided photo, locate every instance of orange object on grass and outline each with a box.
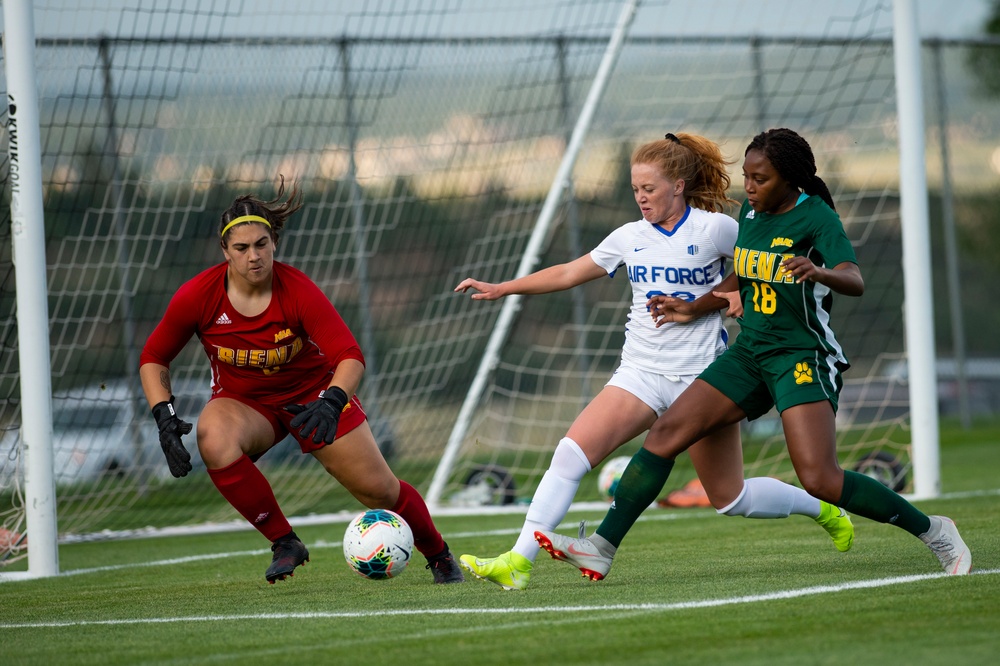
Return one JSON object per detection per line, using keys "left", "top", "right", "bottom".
{"left": 657, "top": 478, "right": 711, "bottom": 508}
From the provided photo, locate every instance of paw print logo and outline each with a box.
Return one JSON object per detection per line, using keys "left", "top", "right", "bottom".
{"left": 794, "top": 362, "right": 813, "bottom": 385}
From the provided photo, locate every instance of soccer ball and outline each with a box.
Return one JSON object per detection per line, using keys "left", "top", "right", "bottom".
{"left": 343, "top": 509, "right": 414, "bottom": 580}
{"left": 597, "top": 456, "right": 631, "bottom": 501}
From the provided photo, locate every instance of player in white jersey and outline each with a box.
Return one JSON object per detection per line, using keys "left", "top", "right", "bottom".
{"left": 453, "top": 133, "right": 853, "bottom": 590}
{"left": 593, "top": 206, "right": 734, "bottom": 376}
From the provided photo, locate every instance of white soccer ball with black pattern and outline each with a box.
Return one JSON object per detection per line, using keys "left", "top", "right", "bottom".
{"left": 343, "top": 509, "right": 413, "bottom": 579}
{"left": 597, "top": 456, "right": 631, "bottom": 502}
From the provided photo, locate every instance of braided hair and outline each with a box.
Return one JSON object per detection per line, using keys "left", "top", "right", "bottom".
{"left": 745, "top": 128, "right": 835, "bottom": 211}
{"left": 219, "top": 174, "right": 303, "bottom": 245}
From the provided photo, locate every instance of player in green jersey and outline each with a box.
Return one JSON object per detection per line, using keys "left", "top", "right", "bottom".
{"left": 536, "top": 128, "right": 971, "bottom": 578}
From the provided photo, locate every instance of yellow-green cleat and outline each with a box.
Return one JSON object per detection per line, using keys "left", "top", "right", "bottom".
{"left": 816, "top": 501, "right": 854, "bottom": 552}
{"left": 459, "top": 551, "right": 532, "bottom": 590}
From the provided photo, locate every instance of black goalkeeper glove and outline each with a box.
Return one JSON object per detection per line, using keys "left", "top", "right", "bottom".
{"left": 284, "top": 387, "right": 349, "bottom": 444}
{"left": 151, "top": 396, "right": 193, "bottom": 478}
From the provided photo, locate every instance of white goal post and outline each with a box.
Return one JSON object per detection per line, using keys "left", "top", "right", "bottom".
{"left": 3, "top": 0, "right": 58, "bottom": 578}
{"left": 892, "top": 0, "right": 940, "bottom": 500}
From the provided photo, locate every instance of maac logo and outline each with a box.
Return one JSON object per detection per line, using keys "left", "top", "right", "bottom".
{"left": 794, "top": 362, "right": 813, "bottom": 385}
{"left": 274, "top": 328, "right": 293, "bottom": 343}
{"left": 770, "top": 237, "right": 794, "bottom": 249}
{"left": 745, "top": 210, "right": 755, "bottom": 219}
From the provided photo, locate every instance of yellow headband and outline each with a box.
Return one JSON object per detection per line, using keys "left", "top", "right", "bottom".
{"left": 220, "top": 214, "right": 271, "bottom": 238}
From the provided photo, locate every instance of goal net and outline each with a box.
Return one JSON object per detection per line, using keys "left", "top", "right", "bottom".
{"left": 1, "top": 0, "right": 931, "bottom": 566}
{"left": 435, "top": 4, "right": 919, "bottom": 508}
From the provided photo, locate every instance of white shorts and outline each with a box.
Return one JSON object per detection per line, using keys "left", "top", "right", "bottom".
{"left": 605, "top": 362, "right": 698, "bottom": 417}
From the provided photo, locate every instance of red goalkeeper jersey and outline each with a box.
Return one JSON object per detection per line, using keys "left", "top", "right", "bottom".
{"left": 140, "top": 261, "right": 365, "bottom": 407}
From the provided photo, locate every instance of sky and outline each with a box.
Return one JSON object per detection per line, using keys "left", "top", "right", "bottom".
{"left": 1, "top": 0, "right": 994, "bottom": 40}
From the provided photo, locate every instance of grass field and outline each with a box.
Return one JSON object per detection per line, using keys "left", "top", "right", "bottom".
{"left": 2, "top": 429, "right": 998, "bottom": 665}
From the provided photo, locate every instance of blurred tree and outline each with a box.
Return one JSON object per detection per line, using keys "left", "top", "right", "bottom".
{"left": 966, "top": 0, "right": 1000, "bottom": 96}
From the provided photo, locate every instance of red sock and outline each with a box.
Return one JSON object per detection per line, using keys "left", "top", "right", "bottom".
{"left": 392, "top": 480, "right": 445, "bottom": 558}
{"left": 208, "top": 455, "right": 292, "bottom": 542}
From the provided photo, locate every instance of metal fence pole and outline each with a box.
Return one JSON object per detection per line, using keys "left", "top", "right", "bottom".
{"left": 98, "top": 38, "right": 149, "bottom": 481}
{"left": 339, "top": 39, "right": 381, "bottom": 413}
{"left": 930, "top": 39, "right": 971, "bottom": 429}
{"left": 556, "top": 36, "right": 592, "bottom": 405}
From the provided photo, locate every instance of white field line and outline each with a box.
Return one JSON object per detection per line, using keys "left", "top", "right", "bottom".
{"left": 41, "top": 487, "right": 1000, "bottom": 545}
{"left": 1, "top": 491, "right": 994, "bottom": 581}
{"left": 4, "top": 511, "right": 705, "bottom": 579}
{"left": 3, "top": 568, "right": 998, "bottom": 630}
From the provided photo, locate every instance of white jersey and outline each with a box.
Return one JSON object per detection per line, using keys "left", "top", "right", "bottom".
{"left": 590, "top": 206, "right": 738, "bottom": 375}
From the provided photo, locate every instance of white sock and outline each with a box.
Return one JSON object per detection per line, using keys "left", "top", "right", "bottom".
{"left": 513, "top": 437, "right": 591, "bottom": 562}
{"left": 718, "top": 477, "right": 821, "bottom": 519}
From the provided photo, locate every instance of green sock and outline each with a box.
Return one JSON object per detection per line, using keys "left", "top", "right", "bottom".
{"left": 595, "top": 448, "right": 674, "bottom": 547}
{"left": 839, "top": 470, "right": 931, "bottom": 536}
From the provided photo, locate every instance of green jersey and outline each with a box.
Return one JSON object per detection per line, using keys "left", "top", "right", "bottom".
{"left": 734, "top": 195, "right": 856, "bottom": 365}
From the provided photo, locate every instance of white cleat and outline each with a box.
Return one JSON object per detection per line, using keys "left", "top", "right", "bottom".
{"left": 919, "top": 515, "right": 972, "bottom": 575}
{"left": 534, "top": 528, "right": 613, "bottom": 581}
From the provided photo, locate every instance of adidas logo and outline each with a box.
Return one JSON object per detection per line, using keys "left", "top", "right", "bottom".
{"left": 215, "top": 312, "right": 232, "bottom": 325}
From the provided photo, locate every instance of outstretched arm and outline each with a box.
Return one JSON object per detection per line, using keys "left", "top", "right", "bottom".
{"left": 455, "top": 254, "right": 606, "bottom": 301}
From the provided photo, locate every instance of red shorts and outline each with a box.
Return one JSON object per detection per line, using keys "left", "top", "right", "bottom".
{"left": 210, "top": 378, "right": 368, "bottom": 454}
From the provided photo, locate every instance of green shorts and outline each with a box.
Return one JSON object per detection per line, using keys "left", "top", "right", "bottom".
{"left": 698, "top": 336, "right": 844, "bottom": 420}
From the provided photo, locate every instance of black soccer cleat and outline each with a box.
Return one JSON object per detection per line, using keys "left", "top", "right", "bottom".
{"left": 265, "top": 531, "right": 310, "bottom": 584}
{"left": 425, "top": 542, "right": 465, "bottom": 584}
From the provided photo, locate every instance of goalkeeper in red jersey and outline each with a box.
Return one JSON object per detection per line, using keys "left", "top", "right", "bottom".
{"left": 139, "top": 177, "right": 463, "bottom": 585}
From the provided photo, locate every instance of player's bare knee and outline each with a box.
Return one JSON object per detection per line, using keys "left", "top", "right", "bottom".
{"left": 352, "top": 481, "right": 400, "bottom": 509}
{"left": 646, "top": 415, "right": 702, "bottom": 458}
{"left": 715, "top": 482, "right": 748, "bottom": 515}
{"left": 196, "top": 422, "right": 246, "bottom": 467}
{"left": 798, "top": 472, "right": 840, "bottom": 503}
{"left": 197, "top": 438, "right": 233, "bottom": 468}
{"left": 709, "top": 493, "right": 740, "bottom": 512}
